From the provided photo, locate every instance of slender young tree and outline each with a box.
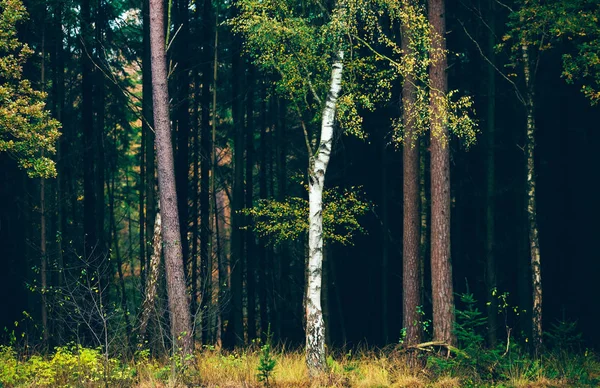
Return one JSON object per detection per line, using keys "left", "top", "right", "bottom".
{"left": 485, "top": 0, "right": 498, "bottom": 347}
{"left": 149, "top": 0, "right": 193, "bottom": 356}
{"left": 428, "top": 0, "right": 456, "bottom": 346}
{"left": 199, "top": 0, "right": 212, "bottom": 345}
{"left": 305, "top": 51, "right": 344, "bottom": 375}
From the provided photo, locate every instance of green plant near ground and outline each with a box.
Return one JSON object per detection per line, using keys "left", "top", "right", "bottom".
{"left": 257, "top": 327, "right": 276, "bottom": 387}
{"left": 0, "top": 344, "right": 135, "bottom": 387}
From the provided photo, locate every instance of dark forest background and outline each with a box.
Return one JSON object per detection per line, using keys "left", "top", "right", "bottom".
{"left": 1, "top": 0, "right": 599, "bottom": 354}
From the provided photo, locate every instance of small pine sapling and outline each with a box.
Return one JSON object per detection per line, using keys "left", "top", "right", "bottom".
{"left": 257, "top": 326, "right": 276, "bottom": 387}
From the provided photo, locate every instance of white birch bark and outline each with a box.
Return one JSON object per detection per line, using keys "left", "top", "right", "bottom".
{"left": 306, "top": 50, "right": 343, "bottom": 376}
{"left": 522, "top": 43, "right": 542, "bottom": 355}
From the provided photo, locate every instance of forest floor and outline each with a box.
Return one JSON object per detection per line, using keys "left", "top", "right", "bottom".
{"left": 1, "top": 344, "right": 600, "bottom": 387}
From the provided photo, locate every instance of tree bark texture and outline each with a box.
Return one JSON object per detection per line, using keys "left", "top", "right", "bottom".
{"left": 149, "top": 0, "right": 193, "bottom": 356}
{"left": 401, "top": 18, "right": 422, "bottom": 348}
{"left": 138, "top": 210, "right": 162, "bottom": 346}
{"left": 428, "top": 0, "right": 456, "bottom": 346}
{"left": 306, "top": 51, "right": 343, "bottom": 376}
{"left": 522, "top": 43, "right": 542, "bottom": 355}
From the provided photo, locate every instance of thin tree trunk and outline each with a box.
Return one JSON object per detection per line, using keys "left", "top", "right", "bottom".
{"left": 246, "top": 64, "right": 257, "bottom": 341}
{"left": 228, "top": 22, "right": 245, "bottom": 347}
{"left": 81, "top": 0, "right": 96, "bottom": 256}
{"left": 211, "top": 17, "right": 221, "bottom": 346}
{"left": 143, "top": 0, "right": 156, "bottom": 290}
{"left": 149, "top": 0, "right": 194, "bottom": 356}
{"left": 401, "top": 21, "right": 422, "bottom": 347}
{"left": 522, "top": 43, "right": 542, "bottom": 355}
{"left": 428, "top": 0, "right": 456, "bottom": 346}
{"left": 40, "top": 23, "right": 49, "bottom": 346}
{"left": 199, "top": 0, "right": 213, "bottom": 345}
{"left": 258, "top": 81, "right": 269, "bottom": 339}
{"left": 486, "top": 1, "right": 498, "bottom": 347}
{"left": 95, "top": 0, "right": 106, "bottom": 263}
{"left": 306, "top": 51, "right": 343, "bottom": 376}
{"left": 109, "top": 170, "right": 132, "bottom": 348}
{"left": 138, "top": 210, "right": 162, "bottom": 346}
{"left": 175, "top": 0, "right": 191, "bottom": 278}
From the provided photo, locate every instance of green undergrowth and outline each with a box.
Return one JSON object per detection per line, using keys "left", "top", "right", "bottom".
{"left": 1, "top": 298, "right": 597, "bottom": 387}
{"left": 0, "top": 344, "right": 598, "bottom": 387}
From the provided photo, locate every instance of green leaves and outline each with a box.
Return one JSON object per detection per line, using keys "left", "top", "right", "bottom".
{"left": 505, "top": 0, "right": 600, "bottom": 104}
{"left": 243, "top": 186, "right": 372, "bottom": 246}
{"left": 0, "top": 0, "right": 61, "bottom": 178}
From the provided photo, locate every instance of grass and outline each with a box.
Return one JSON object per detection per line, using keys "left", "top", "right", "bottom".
{"left": 1, "top": 344, "right": 599, "bottom": 387}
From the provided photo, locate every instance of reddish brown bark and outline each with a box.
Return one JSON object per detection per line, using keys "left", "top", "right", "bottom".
{"left": 428, "top": 0, "right": 456, "bottom": 346}
{"left": 401, "top": 22, "right": 422, "bottom": 347}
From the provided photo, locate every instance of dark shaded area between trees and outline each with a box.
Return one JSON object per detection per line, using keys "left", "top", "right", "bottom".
{"left": 1, "top": 0, "right": 599, "bottom": 375}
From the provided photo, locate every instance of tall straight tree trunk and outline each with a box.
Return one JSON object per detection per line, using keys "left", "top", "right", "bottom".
{"left": 149, "top": 0, "right": 193, "bottom": 356}
{"left": 175, "top": 0, "right": 190, "bottom": 277}
{"left": 258, "top": 81, "right": 269, "bottom": 339}
{"left": 109, "top": 170, "right": 132, "bottom": 347}
{"left": 428, "top": 0, "right": 455, "bottom": 346}
{"left": 191, "top": 75, "right": 200, "bottom": 321}
{"left": 211, "top": 17, "right": 222, "bottom": 346}
{"left": 143, "top": 0, "right": 156, "bottom": 286}
{"left": 199, "top": 0, "right": 213, "bottom": 345}
{"left": 485, "top": 1, "right": 498, "bottom": 347}
{"left": 401, "top": 22, "right": 422, "bottom": 347}
{"left": 246, "top": 64, "right": 257, "bottom": 341}
{"left": 81, "top": 0, "right": 96, "bottom": 256}
{"left": 228, "top": 21, "right": 245, "bottom": 347}
{"left": 522, "top": 43, "right": 542, "bottom": 355}
{"left": 52, "top": 0, "right": 65, "bottom": 297}
{"left": 40, "top": 24, "right": 49, "bottom": 346}
{"left": 95, "top": 0, "right": 106, "bottom": 261}
{"left": 306, "top": 51, "right": 343, "bottom": 376}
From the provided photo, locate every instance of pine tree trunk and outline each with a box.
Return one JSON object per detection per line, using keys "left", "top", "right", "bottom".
{"left": 199, "top": 0, "right": 212, "bottom": 345}
{"left": 228, "top": 25, "right": 245, "bottom": 346}
{"left": 246, "top": 64, "right": 257, "bottom": 341}
{"left": 109, "top": 170, "right": 132, "bottom": 347}
{"left": 258, "top": 81, "right": 269, "bottom": 339}
{"left": 95, "top": 0, "right": 106, "bottom": 262}
{"left": 428, "top": 0, "right": 456, "bottom": 346}
{"left": 149, "top": 0, "right": 194, "bottom": 356}
{"left": 486, "top": 2, "right": 498, "bottom": 347}
{"left": 143, "top": 0, "right": 156, "bottom": 290}
{"left": 40, "top": 25, "right": 49, "bottom": 346}
{"left": 522, "top": 44, "right": 542, "bottom": 355}
{"left": 401, "top": 18, "right": 422, "bottom": 348}
{"left": 175, "top": 0, "right": 190, "bottom": 280}
{"left": 306, "top": 51, "right": 343, "bottom": 376}
{"left": 81, "top": 0, "right": 96, "bottom": 256}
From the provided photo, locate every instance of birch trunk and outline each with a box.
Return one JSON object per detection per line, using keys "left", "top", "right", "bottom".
{"left": 522, "top": 43, "right": 542, "bottom": 355}
{"left": 306, "top": 51, "right": 343, "bottom": 376}
{"left": 149, "top": 0, "right": 194, "bottom": 356}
